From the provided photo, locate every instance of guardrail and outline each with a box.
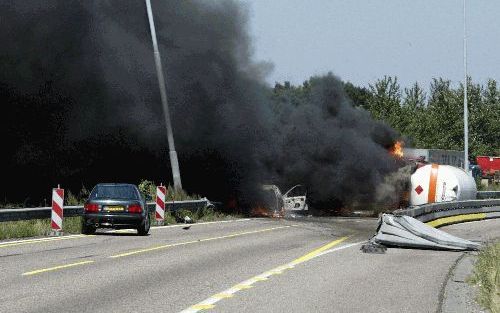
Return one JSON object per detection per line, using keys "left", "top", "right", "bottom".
{"left": 0, "top": 199, "right": 209, "bottom": 223}
{"left": 394, "top": 199, "right": 500, "bottom": 223}
{"left": 477, "top": 190, "right": 500, "bottom": 199}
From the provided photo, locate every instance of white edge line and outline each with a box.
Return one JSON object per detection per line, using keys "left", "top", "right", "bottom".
{"left": 314, "top": 242, "right": 364, "bottom": 258}
{"left": 0, "top": 234, "right": 87, "bottom": 246}
{"left": 0, "top": 219, "right": 255, "bottom": 244}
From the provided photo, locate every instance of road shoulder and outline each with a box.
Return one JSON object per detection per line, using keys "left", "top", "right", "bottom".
{"left": 440, "top": 252, "right": 485, "bottom": 313}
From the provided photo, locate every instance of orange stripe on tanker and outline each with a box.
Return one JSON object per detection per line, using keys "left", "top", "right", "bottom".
{"left": 427, "top": 163, "right": 439, "bottom": 203}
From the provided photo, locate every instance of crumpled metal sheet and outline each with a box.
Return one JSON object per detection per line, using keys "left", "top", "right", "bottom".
{"left": 370, "top": 214, "right": 480, "bottom": 251}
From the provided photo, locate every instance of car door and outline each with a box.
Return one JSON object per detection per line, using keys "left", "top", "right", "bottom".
{"left": 283, "top": 185, "right": 307, "bottom": 211}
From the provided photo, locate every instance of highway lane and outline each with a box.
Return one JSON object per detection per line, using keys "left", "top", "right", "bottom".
{"left": 0, "top": 217, "right": 376, "bottom": 313}
{"left": 198, "top": 219, "right": 500, "bottom": 313}
{"left": 1, "top": 216, "right": 496, "bottom": 312}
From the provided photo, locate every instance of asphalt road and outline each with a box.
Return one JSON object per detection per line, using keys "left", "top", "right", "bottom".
{"left": 0, "top": 216, "right": 498, "bottom": 313}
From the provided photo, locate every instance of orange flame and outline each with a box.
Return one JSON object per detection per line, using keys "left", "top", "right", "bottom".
{"left": 251, "top": 206, "right": 270, "bottom": 217}
{"left": 251, "top": 206, "right": 284, "bottom": 218}
{"left": 391, "top": 141, "right": 404, "bottom": 158}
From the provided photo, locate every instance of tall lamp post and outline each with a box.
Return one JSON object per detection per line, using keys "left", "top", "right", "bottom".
{"left": 145, "top": 0, "right": 182, "bottom": 189}
{"left": 463, "top": 0, "right": 469, "bottom": 173}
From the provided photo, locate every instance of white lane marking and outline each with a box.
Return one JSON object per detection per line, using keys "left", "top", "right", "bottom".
{"left": 315, "top": 242, "right": 364, "bottom": 258}
{"left": 0, "top": 234, "right": 91, "bottom": 247}
{"left": 0, "top": 219, "right": 257, "bottom": 245}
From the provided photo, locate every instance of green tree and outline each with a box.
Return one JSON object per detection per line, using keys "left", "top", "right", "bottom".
{"left": 481, "top": 79, "right": 500, "bottom": 155}
{"left": 367, "top": 76, "right": 403, "bottom": 131}
{"left": 272, "top": 76, "right": 499, "bottom": 159}
{"left": 464, "top": 78, "right": 489, "bottom": 157}
{"left": 400, "top": 82, "right": 427, "bottom": 145}
{"left": 424, "top": 78, "right": 462, "bottom": 150}
{"left": 343, "top": 81, "right": 372, "bottom": 109}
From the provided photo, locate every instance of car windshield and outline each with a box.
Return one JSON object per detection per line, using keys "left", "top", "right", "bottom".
{"left": 90, "top": 185, "right": 138, "bottom": 200}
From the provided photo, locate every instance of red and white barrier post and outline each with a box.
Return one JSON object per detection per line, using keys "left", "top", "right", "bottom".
{"left": 51, "top": 185, "right": 64, "bottom": 235}
{"left": 155, "top": 185, "right": 166, "bottom": 225}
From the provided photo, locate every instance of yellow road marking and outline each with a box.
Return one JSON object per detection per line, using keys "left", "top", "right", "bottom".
{"left": 2, "top": 219, "right": 255, "bottom": 249}
{"left": 105, "top": 219, "right": 254, "bottom": 234}
{"left": 234, "top": 284, "right": 253, "bottom": 290}
{"left": 191, "top": 304, "right": 215, "bottom": 310}
{"left": 22, "top": 260, "right": 94, "bottom": 276}
{"left": 3, "top": 219, "right": 254, "bottom": 248}
{"left": 0, "top": 234, "right": 95, "bottom": 249}
{"left": 180, "top": 236, "right": 350, "bottom": 313}
{"left": 109, "top": 225, "right": 292, "bottom": 258}
{"left": 426, "top": 213, "right": 487, "bottom": 228}
{"left": 213, "top": 293, "right": 234, "bottom": 299}
{"left": 290, "top": 236, "right": 349, "bottom": 265}
{"left": 253, "top": 277, "right": 268, "bottom": 281}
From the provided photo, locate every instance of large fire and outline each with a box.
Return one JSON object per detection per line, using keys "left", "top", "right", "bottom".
{"left": 390, "top": 141, "right": 404, "bottom": 158}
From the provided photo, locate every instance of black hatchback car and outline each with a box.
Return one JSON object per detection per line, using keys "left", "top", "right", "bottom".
{"left": 82, "top": 183, "right": 150, "bottom": 235}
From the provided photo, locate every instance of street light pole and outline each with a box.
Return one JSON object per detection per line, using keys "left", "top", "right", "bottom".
{"left": 463, "top": 0, "right": 469, "bottom": 173}
{"left": 145, "top": 0, "right": 182, "bottom": 190}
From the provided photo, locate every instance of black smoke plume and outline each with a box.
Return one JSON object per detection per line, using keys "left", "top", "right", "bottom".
{"left": 1, "top": 0, "right": 399, "bottom": 209}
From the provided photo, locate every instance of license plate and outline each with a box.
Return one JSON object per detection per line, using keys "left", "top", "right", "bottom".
{"left": 105, "top": 206, "right": 124, "bottom": 212}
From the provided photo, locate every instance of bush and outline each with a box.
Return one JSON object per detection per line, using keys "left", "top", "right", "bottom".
{"left": 65, "top": 186, "right": 90, "bottom": 206}
{"left": 166, "top": 185, "right": 199, "bottom": 201}
{"left": 0, "top": 201, "right": 24, "bottom": 209}
{"left": 138, "top": 179, "right": 157, "bottom": 201}
{"left": 138, "top": 179, "right": 200, "bottom": 201}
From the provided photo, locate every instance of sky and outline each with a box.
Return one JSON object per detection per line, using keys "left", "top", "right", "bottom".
{"left": 244, "top": 0, "right": 500, "bottom": 88}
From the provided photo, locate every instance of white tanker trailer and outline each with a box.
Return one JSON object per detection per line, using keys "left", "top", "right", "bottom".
{"left": 410, "top": 164, "right": 477, "bottom": 206}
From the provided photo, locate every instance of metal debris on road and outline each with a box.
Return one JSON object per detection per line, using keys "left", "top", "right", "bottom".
{"left": 366, "top": 214, "right": 481, "bottom": 251}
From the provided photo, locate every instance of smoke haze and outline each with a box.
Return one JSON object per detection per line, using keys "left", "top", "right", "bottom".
{"left": 1, "top": 0, "right": 399, "bottom": 209}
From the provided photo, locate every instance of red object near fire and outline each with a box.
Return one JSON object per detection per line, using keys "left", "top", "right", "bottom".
{"left": 476, "top": 156, "right": 500, "bottom": 178}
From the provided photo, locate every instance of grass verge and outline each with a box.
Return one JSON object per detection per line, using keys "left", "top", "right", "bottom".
{"left": 469, "top": 242, "right": 500, "bottom": 313}
{"left": 0, "top": 217, "right": 83, "bottom": 240}
{"left": 1, "top": 209, "right": 242, "bottom": 240}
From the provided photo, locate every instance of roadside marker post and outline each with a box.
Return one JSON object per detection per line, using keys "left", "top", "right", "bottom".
{"left": 155, "top": 185, "right": 166, "bottom": 225}
{"left": 51, "top": 185, "right": 64, "bottom": 236}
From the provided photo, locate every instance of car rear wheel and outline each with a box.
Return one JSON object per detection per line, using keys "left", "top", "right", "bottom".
{"left": 137, "top": 215, "right": 150, "bottom": 236}
{"left": 82, "top": 221, "right": 96, "bottom": 235}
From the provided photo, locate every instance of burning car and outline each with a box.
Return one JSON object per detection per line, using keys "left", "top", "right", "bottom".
{"left": 254, "top": 184, "right": 308, "bottom": 217}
